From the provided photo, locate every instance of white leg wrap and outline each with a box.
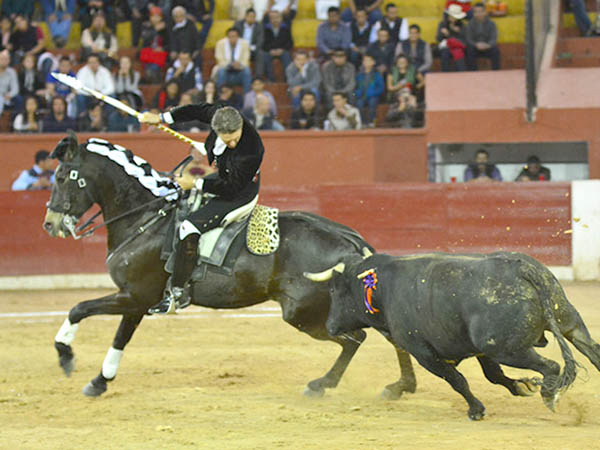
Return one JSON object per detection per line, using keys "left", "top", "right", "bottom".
{"left": 55, "top": 318, "right": 79, "bottom": 345}
{"left": 179, "top": 220, "right": 201, "bottom": 240}
{"left": 102, "top": 347, "right": 123, "bottom": 380}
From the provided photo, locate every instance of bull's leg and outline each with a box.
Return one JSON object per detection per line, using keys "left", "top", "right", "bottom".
{"left": 491, "top": 348, "right": 562, "bottom": 411}
{"left": 411, "top": 348, "right": 485, "bottom": 420}
{"left": 83, "top": 314, "right": 145, "bottom": 397}
{"left": 54, "top": 292, "right": 138, "bottom": 377}
{"left": 381, "top": 337, "right": 416, "bottom": 400}
{"left": 565, "top": 323, "right": 600, "bottom": 372}
{"left": 477, "top": 356, "right": 540, "bottom": 397}
{"left": 304, "top": 330, "right": 367, "bottom": 397}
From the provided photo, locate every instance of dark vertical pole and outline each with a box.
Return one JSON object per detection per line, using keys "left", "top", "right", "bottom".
{"left": 525, "top": 0, "right": 537, "bottom": 122}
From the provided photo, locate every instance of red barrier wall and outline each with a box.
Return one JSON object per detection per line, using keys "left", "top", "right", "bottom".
{"left": 0, "top": 183, "right": 571, "bottom": 277}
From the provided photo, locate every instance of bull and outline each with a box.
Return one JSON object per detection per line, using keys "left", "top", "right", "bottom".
{"left": 304, "top": 251, "right": 600, "bottom": 420}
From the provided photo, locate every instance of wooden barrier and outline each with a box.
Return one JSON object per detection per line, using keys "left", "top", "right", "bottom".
{"left": 0, "top": 183, "right": 571, "bottom": 277}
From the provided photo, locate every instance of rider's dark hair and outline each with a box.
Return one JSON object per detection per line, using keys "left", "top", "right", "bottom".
{"left": 211, "top": 106, "right": 243, "bottom": 134}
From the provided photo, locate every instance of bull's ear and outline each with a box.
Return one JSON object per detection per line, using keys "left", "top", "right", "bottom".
{"left": 50, "top": 130, "right": 79, "bottom": 162}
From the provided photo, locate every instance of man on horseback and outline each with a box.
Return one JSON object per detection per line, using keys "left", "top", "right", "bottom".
{"left": 139, "top": 103, "right": 264, "bottom": 314}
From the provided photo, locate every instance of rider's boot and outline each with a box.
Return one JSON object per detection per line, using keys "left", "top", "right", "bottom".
{"left": 149, "top": 225, "right": 200, "bottom": 315}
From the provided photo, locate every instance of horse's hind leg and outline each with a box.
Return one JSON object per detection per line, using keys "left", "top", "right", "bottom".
{"left": 477, "top": 355, "right": 540, "bottom": 397}
{"left": 55, "top": 291, "right": 142, "bottom": 377}
{"left": 83, "top": 313, "right": 144, "bottom": 397}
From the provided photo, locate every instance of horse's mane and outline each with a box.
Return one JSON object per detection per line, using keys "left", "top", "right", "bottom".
{"left": 84, "top": 138, "right": 178, "bottom": 201}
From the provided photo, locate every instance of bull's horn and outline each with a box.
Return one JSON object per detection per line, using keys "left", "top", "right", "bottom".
{"left": 357, "top": 268, "right": 376, "bottom": 279}
{"left": 362, "top": 247, "right": 373, "bottom": 259}
{"left": 303, "top": 262, "right": 346, "bottom": 282}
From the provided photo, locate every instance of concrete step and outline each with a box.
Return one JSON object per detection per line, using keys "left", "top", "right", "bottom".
{"left": 556, "top": 36, "right": 600, "bottom": 54}
{"left": 555, "top": 54, "right": 600, "bottom": 67}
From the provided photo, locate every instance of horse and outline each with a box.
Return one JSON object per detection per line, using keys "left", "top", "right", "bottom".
{"left": 42, "top": 132, "right": 416, "bottom": 399}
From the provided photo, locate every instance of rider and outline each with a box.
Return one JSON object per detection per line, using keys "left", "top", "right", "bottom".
{"left": 139, "top": 103, "right": 264, "bottom": 314}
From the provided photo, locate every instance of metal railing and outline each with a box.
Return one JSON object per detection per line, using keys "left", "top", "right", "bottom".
{"left": 525, "top": 0, "right": 552, "bottom": 122}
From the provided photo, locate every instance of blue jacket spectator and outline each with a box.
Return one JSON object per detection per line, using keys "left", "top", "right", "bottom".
{"left": 46, "top": 56, "right": 76, "bottom": 97}
{"left": 41, "top": 0, "right": 75, "bottom": 48}
{"left": 11, "top": 150, "right": 55, "bottom": 191}
{"left": 316, "top": 7, "right": 352, "bottom": 59}
{"left": 355, "top": 54, "right": 384, "bottom": 125}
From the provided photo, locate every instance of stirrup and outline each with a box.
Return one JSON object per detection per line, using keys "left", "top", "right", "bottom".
{"left": 148, "top": 296, "right": 177, "bottom": 315}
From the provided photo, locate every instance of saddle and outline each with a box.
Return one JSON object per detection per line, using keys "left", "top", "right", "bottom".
{"left": 161, "top": 191, "right": 280, "bottom": 279}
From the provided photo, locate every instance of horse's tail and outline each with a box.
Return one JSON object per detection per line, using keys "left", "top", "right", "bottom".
{"left": 284, "top": 211, "right": 375, "bottom": 254}
{"left": 520, "top": 262, "right": 578, "bottom": 395}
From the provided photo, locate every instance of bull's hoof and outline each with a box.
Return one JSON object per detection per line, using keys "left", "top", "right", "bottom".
{"left": 514, "top": 378, "right": 541, "bottom": 397}
{"left": 55, "top": 342, "right": 75, "bottom": 377}
{"left": 303, "top": 386, "right": 325, "bottom": 398}
{"left": 82, "top": 374, "right": 108, "bottom": 397}
{"left": 380, "top": 387, "right": 403, "bottom": 401}
{"left": 468, "top": 407, "right": 486, "bottom": 421}
{"left": 542, "top": 391, "right": 561, "bottom": 412}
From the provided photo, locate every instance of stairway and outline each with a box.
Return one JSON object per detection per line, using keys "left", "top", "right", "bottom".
{"left": 556, "top": 0, "right": 600, "bottom": 67}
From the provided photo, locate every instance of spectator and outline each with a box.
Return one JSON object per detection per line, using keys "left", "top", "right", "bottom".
{"left": 217, "top": 83, "right": 243, "bottom": 109}
{"left": 46, "top": 56, "right": 76, "bottom": 98}
{"left": 18, "top": 54, "right": 45, "bottom": 101}
{"left": 341, "top": 0, "right": 383, "bottom": 25}
{"left": 0, "top": 16, "right": 12, "bottom": 52}
{"left": 355, "top": 53, "right": 384, "bottom": 127}
{"left": 466, "top": 2, "right": 500, "bottom": 71}
{"left": 213, "top": 27, "right": 251, "bottom": 93}
{"left": 234, "top": 8, "right": 266, "bottom": 79}
{"left": 139, "top": 6, "right": 170, "bottom": 84}
{"left": 76, "top": 53, "right": 115, "bottom": 115}
{"left": 445, "top": 0, "right": 473, "bottom": 20}
{"left": 114, "top": 55, "right": 143, "bottom": 110}
{"left": 265, "top": 0, "right": 298, "bottom": 24}
{"left": 11, "top": 150, "right": 55, "bottom": 191}
{"left": 9, "top": 15, "right": 45, "bottom": 66}
{"left": 231, "top": 0, "right": 255, "bottom": 21}
{"left": 127, "top": 0, "right": 149, "bottom": 47}
{"left": 515, "top": 155, "right": 551, "bottom": 182}
{"left": 262, "top": 10, "right": 293, "bottom": 82}
{"left": 13, "top": 96, "right": 41, "bottom": 133}
{"left": 170, "top": 6, "right": 200, "bottom": 65}
{"left": 43, "top": 95, "right": 77, "bottom": 133}
{"left": 79, "top": 0, "right": 116, "bottom": 32}
{"left": 173, "top": 0, "right": 214, "bottom": 50}
{"left": 108, "top": 96, "right": 141, "bottom": 132}
{"left": 567, "top": 0, "right": 594, "bottom": 36}
{"left": 1, "top": 1, "right": 35, "bottom": 21}
{"left": 349, "top": 8, "right": 373, "bottom": 68}
{"left": 41, "top": 0, "right": 75, "bottom": 48}
{"left": 369, "top": 3, "right": 408, "bottom": 46}
{"left": 81, "top": 11, "right": 118, "bottom": 68}
{"left": 197, "top": 79, "right": 217, "bottom": 105}
{"left": 242, "top": 92, "right": 285, "bottom": 130}
{"left": 286, "top": 49, "right": 321, "bottom": 108}
{"left": 77, "top": 100, "right": 107, "bottom": 132}
{"left": 387, "top": 54, "right": 424, "bottom": 102}
{"left": 316, "top": 7, "right": 352, "bottom": 60}
{"left": 326, "top": 91, "right": 361, "bottom": 130}
{"left": 165, "top": 51, "right": 203, "bottom": 96}
{"left": 0, "top": 50, "right": 19, "bottom": 115}
{"left": 290, "top": 90, "right": 322, "bottom": 130}
{"left": 396, "top": 24, "right": 432, "bottom": 74}
{"left": 243, "top": 76, "right": 277, "bottom": 115}
{"left": 152, "top": 80, "right": 181, "bottom": 110}
{"left": 322, "top": 48, "right": 356, "bottom": 106}
{"left": 366, "top": 28, "right": 395, "bottom": 75}
{"left": 171, "top": 92, "right": 203, "bottom": 132}
{"left": 436, "top": 4, "right": 468, "bottom": 72}
{"left": 464, "top": 149, "right": 502, "bottom": 182}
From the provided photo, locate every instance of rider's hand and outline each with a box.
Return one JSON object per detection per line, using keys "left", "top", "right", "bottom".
{"left": 174, "top": 172, "right": 197, "bottom": 190}
{"left": 138, "top": 111, "right": 161, "bottom": 125}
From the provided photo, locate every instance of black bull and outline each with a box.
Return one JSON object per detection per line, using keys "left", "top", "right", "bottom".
{"left": 41, "top": 133, "right": 417, "bottom": 398}
{"left": 305, "top": 252, "right": 600, "bottom": 420}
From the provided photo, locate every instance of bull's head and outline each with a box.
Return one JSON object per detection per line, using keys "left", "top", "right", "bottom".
{"left": 43, "top": 131, "right": 96, "bottom": 239}
{"left": 303, "top": 248, "right": 374, "bottom": 336}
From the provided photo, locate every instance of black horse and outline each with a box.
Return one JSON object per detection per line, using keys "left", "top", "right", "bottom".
{"left": 43, "top": 133, "right": 416, "bottom": 398}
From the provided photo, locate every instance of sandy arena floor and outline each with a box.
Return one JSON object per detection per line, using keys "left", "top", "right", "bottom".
{"left": 1, "top": 282, "right": 600, "bottom": 449}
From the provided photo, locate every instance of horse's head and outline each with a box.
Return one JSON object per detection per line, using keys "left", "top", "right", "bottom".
{"left": 44, "top": 131, "right": 97, "bottom": 238}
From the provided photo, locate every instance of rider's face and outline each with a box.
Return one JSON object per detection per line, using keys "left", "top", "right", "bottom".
{"left": 218, "top": 128, "right": 243, "bottom": 149}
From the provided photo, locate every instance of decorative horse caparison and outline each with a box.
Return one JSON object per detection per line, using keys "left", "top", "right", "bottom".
{"left": 43, "top": 133, "right": 416, "bottom": 398}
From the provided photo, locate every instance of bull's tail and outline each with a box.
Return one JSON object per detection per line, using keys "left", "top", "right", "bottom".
{"left": 521, "top": 263, "right": 578, "bottom": 395}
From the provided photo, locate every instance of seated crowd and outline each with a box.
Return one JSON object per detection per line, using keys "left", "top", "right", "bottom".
{"left": 0, "top": 0, "right": 507, "bottom": 133}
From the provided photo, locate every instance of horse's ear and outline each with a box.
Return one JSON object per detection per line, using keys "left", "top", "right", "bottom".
{"left": 50, "top": 130, "right": 79, "bottom": 162}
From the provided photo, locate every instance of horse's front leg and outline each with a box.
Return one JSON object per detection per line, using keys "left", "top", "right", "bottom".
{"left": 54, "top": 291, "right": 140, "bottom": 376}
{"left": 82, "top": 313, "right": 145, "bottom": 397}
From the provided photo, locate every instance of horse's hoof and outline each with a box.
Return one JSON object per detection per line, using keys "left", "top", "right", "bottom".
{"left": 468, "top": 408, "right": 486, "bottom": 421}
{"left": 55, "top": 342, "right": 75, "bottom": 377}
{"left": 542, "top": 391, "right": 561, "bottom": 413}
{"left": 514, "top": 378, "right": 540, "bottom": 397}
{"left": 380, "top": 387, "right": 402, "bottom": 401}
{"left": 82, "top": 381, "right": 106, "bottom": 397}
{"left": 303, "top": 386, "right": 325, "bottom": 398}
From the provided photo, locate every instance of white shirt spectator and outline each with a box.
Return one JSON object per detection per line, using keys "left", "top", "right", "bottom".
{"left": 76, "top": 64, "right": 115, "bottom": 96}
{"left": 369, "top": 18, "right": 409, "bottom": 44}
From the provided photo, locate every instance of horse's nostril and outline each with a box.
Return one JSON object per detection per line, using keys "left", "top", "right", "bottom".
{"left": 43, "top": 222, "right": 53, "bottom": 231}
